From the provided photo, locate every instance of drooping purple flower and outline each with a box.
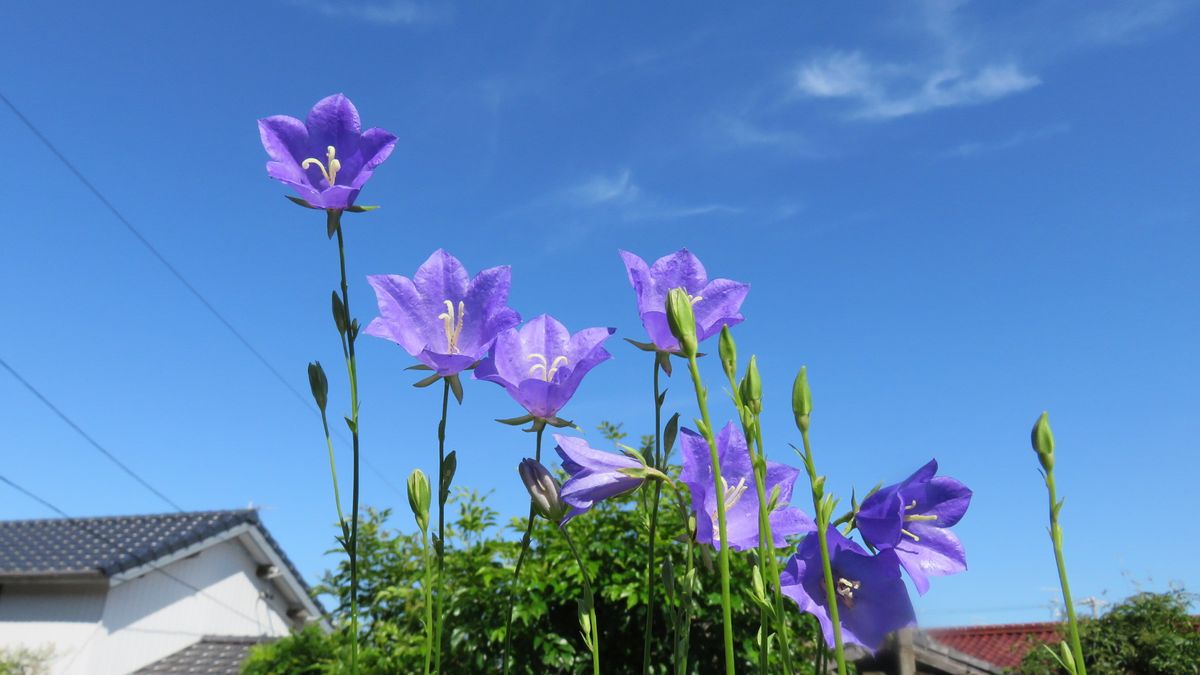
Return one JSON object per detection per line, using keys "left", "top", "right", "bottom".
{"left": 619, "top": 249, "right": 750, "bottom": 353}
{"left": 780, "top": 529, "right": 916, "bottom": 653}
{"left": 474, "top": 315, "right": 615, "bottom": 421}
{"left": 555, "top": 435, "right": 645, "bottom": 522}
{"left": 518, "top": 458, "right": 570, "bottom": 525}
{"left": 855, "top": 459, "right": 972, "bottom": 595}
{"left": 258, "top": 93, "right": 397, "bottom": 210}
{"left": 364, "top": 249, "right": 520, "bottom": 376}
{"left": 678, "top": 423, "right": 815, "bottom": 551}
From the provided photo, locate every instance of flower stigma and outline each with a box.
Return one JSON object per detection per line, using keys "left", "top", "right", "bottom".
{"left": 836, "top": 577, "right": 862, "bottom": 608}
{"left": 301, "top": 145, "right": 341, "bottom": 187}
{"left": 438, "top": 300, "right": 466, "bottom": 354}
{"left": 528, "top": 353, "right": 569, "bottom": 382}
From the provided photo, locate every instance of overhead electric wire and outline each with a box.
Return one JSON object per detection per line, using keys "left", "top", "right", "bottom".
{"left": 0, "top": 356, "right": 184, "bottom": 512}
{"left": 0, "top": 90, "right": 405, "bottom": 500}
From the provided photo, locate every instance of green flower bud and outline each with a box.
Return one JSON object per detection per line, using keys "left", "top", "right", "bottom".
{"left": 331, "top": 292, "right": 347, "bottom": 335}
{"left": 1031, "top": 411, "right": 1055, "bottom": 471}
{"left": 518, "top": 459, "right": 569, "bottom": 523}
{"left": 665, "top": 287, "right": 699, "bottom": 357}
{"left": 740, "top": 355, "right": 763, "bottom": 414}
{"left": 719, "top": 326, "right": 738, "bottom": 382}
{"left": 407, "top": 469, "right": 431, "bottom": 532}
{"left": 791, "top": 366, "right": 812, "bottom": 432}
{"left": 307, "top": 361, "right": 328, "bottom": 413}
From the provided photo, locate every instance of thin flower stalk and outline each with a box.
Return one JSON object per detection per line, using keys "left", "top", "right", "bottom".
{"left": 797, "top": 425, "right": 847, "bottom": 675}
{"left": 641, "top": 357, "right": 666, "bottom": 675}
{"left": 562, "top": 525, "right": 601, "bottom": 675}
{"left": 683, "top": 352, "right": 736, "bottom": 675}
{"left": 501, "top": 426, "right": 545, "bottom": 674}
{"left": 751, "top": 418, "right": 794, "bottom": 672}
{"left": 1033, "top": 412, "right": 1087, "bottom": 675}
{"left": 433, "top": 378, "right": 451, "bottom": 673}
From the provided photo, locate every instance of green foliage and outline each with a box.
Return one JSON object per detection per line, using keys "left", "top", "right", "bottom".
{"left": 1019, "top": 588, "right": 1200, "bottom": 674}
{"left": 0, "top": 645, "right": 53, "bottom": 675}
{"left": 246, "top": 462, "right": 819, "bottom": 673}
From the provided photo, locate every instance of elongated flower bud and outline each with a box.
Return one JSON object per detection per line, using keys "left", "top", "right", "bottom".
{"left": 519, "top": 458, "right": 569, "bottom": 523}
{"left": 719, "top": 326, "right": 738, "bottom": 382}
{"left": 666, "top": 288, "right": 698, "bottom": 357}
{"left": 407, "top": 469, "right": 431, "bottom": 532}
{"left": 792, "top": 366, "right": 812, "bottom": 432}
{"left": 307, "top": 362, "right": 328, "bottom": 413}
{"left": 740, "top": 355, "right": 763, "bottom": 414}
{"left": 1031, "top": 411, "right": 1055, "bottom": 471}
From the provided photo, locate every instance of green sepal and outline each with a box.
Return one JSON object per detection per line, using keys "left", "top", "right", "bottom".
{"left": 496, "top": 414, "right": 536, "bottom": 426}
{"left": 766, "top": 484, "right": 782, "bottom": 513}
{"left": 447, "top": 373, "right": 464, "bottom": 404}
{"left": 326, "top": 209, "right": 342, "bottom": 238}
{"left": 657, "top": 351, "right": 673, "bottom": 376}
{"left": 284, "top": 195, "right": 320, "bottom": 209}
{"left": 412, "top": 373, "right": 441, "bottom": 388}
{"left": 618, "top": 443, "right": 648, "bottom": 465}
{"left": 331, "top": 292, "right": 347, "bottom": 335}
{"left": 405, "top": 363, "right": 434, "bottom": 371}
{"left": 617, "top": 465, "right": 669, "bottom": 481}
{"left": 624, "top": 337, "right": 658, "bottom": 352}
{"left": 346, "top": 204, "right": 380, "bottom": 213}
{"left": 545, "top": 416, "right": 577, "bottom": 429}
{"left": 344, "top": 416, "right": 357, "bottom": 434}
{"left": 663, "top": 413, "right": 680, "bottom": 458}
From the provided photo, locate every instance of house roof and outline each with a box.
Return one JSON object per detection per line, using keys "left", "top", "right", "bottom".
{"left": 926, "top": 621, "right": 1061, "bottom": 669}
{"left": 0, "top": 509, "right": 313, "bottom": 598}
{"left": 131, "top": 636, "right": 266, "bottom": 675}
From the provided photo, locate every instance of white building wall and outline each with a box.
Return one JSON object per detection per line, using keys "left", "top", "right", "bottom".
{"left": 1, "top": 538, "right": 295, "bottom": 675}
{"left": 0, "top": 583, "right": 107, "bottom": 671}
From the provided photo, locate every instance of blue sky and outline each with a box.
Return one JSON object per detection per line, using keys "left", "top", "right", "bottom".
{"left": 2, "top": 1, "right": 1197, "bottom": 628}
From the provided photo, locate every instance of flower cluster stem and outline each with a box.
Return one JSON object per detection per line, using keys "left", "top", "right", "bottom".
{"left": 501, "top": 426, "right": 544, "bottom": 674}
{"left": 799, "top": 427, "right": 847, "bottom": 675}
{"left": 642, "top": 357, "right": 665, "bottom": 675}
{"left": 421, "top": 525, "right": 434, "bottom": 675}
{"left": 1045, "top": 467, "right": 1088, "bottom": 675}
{"left": 563, "top": 526, "right": 601, "bottom": 675}
{"left": 433, "top": 378, "right": 451, "bottom": 674}
{"left": 684, "top": 354, "right": 736, "bottom": 675}
{"left": 333, "top": 217, "right": 361, "bottom": 674}
{"left": 753, "top": 422, "right": 793, "bottom": 673}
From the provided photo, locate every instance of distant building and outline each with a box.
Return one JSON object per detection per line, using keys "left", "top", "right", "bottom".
{"left": 0, "top": 510, "right": 322, "bottom": 674}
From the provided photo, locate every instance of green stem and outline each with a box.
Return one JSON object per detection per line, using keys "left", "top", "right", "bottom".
{"left": 333, "top": 216, "right": 360, "bottom": 675}
{"left": 501, "top": 425, "right": 544, "bottom": 674}
{"left": 799, "top": 428, "right": 847, "bottom": 675}
{"left": 684, "top": 354, "right": 736, "bottom": 675}
{"left": 319, "top": 413, "right": 347, "bottom": 536}
{"left": 562, "top": 526, "right": 601, "bottom": 675}
{"left": 434, "top": 378, "right": 450, "bottom": 674}
{"left": 753, "top": 421, "right": 793, "bottom": 674}
{"left": 1045, "top": 468, "right": 1087, "bottom": 675}
{"left": 642, "top": 357, "right": 665, "bottom": 675}
{"left": 422, "top": 526, "right": 434, "bottom": 675}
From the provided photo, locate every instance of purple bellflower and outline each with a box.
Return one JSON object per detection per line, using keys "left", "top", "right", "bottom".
{"left": 619, "top": 249, "right": 750, "bottom": 354}
{"left": 474, "top": 315, "right": 615, "bottom": 422}
{"left": 855, "top": 459, "right": 972, "bottom": 595}
{"left": 678, "top": 423, "right": 815, "bottom": 551}
{"left": 555, "top": 434, "right": 646, "bottom": 522}
{"left": 780, "top": 529, "right": 916, "bottom": 653}
{"left": 258, "top": 93, "right": 397, "bottom": 210}
{"left": 364, "top": 249, "right": 520, "bottom": 377}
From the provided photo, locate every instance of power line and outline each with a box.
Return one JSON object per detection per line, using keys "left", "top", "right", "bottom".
{"left": 1, "top": 356, "right": 184, "bottom": 512}
{"left": 0, "top": 473, "right": 263, "bottom": 626}
{"left": 0, "top": 90, "right": 405, "bottom": 500}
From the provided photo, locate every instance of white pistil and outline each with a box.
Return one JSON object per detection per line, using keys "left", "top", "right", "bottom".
{"left": 836, "top": 577, "right": 861, "bottom": 608}
{"left": 301, "top": 145, "right": 341, "bottom": 187}
{"left": 437, "top": 300, "right": 466, "bottom": 354}
{"left": 528, "top": 353, "right": 569, "bottom": 382}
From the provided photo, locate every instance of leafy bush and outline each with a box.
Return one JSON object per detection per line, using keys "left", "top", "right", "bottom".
{"left": 1019, "top": 588, "right": 1199, "bottom": 674}
{"left": 245, "top": 429, "right": 821, "bottom": 673}
{"left": 0, "top": 646, "right": 53, "bottom": 675}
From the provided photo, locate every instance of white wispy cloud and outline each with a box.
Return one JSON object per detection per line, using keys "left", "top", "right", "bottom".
{"left": 717, "top": 116, "right": 821, "bottom": 156}
{"left": 1078, "top": 0, "right": 1195, "bottom": 45}
{"left": 795, "top": 50, "right": 1040, "bottom": 120}
{"left": 559, "top": 169, "right": 740, "bottom": 222}
{"left": 942, "top": 123, "right": 1070, "bottom": 158}
{"left": 284, "top": 0, "right": 448, "bottom": 25}
{"left": 566, "top": 169, "right": 641, "bottom": 207}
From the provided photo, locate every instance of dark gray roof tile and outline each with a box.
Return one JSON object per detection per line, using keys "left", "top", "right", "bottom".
{"left": 133, "top": 636, "right": 267, "bottom": 675}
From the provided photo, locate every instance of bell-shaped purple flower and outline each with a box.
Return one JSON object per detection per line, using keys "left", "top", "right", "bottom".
{"left": 619, "top": 249, "right": 750, "bottom": 353}
{"left": 258, "top": 93, "right": 397, "bottom": 210}
{"left": 364, "top": 249, "right": 521, "bottom": 376}
{"left": 780, "top": 529, "right": 916, "bottom": 653}
{"left": 555, "top": 434, "right": 645, "bottom": 522}
{"left": 678, "top": 423, "right": 815, "bottom": 551}
{"left": 855, "top": 459, "right": 972, "bottom": 595}
{"left": 474, "top": 315, "right": 615, "bottom": 421}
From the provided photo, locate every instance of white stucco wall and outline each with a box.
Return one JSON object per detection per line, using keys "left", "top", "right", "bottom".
{"left": 0, "top": 538, "right": 296, "bottom": 675}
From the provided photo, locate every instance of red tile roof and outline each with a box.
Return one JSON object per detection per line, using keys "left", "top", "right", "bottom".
{"left": 926, "top": 622, "right": 1061, "bottom": 669}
